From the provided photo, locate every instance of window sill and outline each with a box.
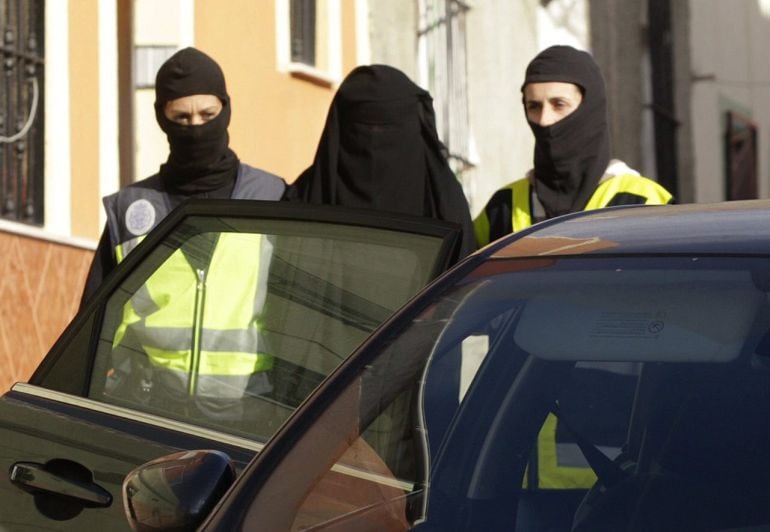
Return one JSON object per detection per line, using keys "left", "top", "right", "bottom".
{"left": 0, "top": 218, "right": 97, "bottom": 250}
{"left": 288, "top": 62, "right": 338, "bottom": 87}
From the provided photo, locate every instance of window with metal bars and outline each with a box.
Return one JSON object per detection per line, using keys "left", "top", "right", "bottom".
{"left": 418, "top": 0, "right": 473, "bottom": 173}
{"left": 0, "top": 0, "right": 44, "bottom": 225}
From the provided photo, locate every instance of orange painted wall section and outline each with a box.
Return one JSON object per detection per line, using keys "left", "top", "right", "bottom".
{"left": 68, "top": 0, "right": 102, "bottom": 240}
{"left": 341, "top": 0, "right": 358, "bottom": 73}
{"left": 0, "top": 232, "right": 93, "bottom": 392}
{"left": 194, "top": 0, "right": 360, "bottom": 184}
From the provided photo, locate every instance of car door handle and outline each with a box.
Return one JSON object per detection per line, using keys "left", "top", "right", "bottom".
{"left": 9, "top": 461, "right": 112, "bottom": 507}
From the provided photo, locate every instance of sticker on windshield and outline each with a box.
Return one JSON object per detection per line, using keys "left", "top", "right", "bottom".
{"left": 590, "top": 311, "right": 665, "bottom": 339}
{"left": 125, "top": 199, "right": 156, "bottom": 236}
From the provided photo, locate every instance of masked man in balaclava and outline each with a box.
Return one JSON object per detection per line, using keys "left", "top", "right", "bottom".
{"left": 474, "top": 45, "right": 673, "bottom": 247}
{"left": 80, "top": 48, "right": 285, "bottom": 430}
{"left": 472, "top": 47, "right": 674, "bottom": 522}
{"left": 82, "top": 47, "right": 285, "bottom": 300}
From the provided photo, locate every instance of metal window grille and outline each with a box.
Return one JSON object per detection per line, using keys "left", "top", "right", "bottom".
{"left": 418, "top": 0, "right": 473, "bottom": 173}
{"left": 1, "top": 0, "right": 44, "bottom": 225}
{"left": 290, "top": 0, "right": 316, "bottom": 66}
{"left": 725, "top": 111, "right": 758, "bottom": 201}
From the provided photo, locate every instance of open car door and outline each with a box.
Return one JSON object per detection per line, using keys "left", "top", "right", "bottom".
{"left": 0, "top": 199, "right": 461, "bottom": 530}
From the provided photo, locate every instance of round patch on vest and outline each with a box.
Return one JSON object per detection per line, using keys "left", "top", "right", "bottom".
{"left": 125, "top": 199, "right": 156, "bottom": 236}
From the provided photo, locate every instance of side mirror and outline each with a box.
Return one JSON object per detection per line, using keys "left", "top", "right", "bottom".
{"left": 122, "top": 450, "right": 236, "bottom": 531}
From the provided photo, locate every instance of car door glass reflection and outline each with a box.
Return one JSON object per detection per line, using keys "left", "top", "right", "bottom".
{"left": 88, "top": 217, "right": 446, "bottom": 443}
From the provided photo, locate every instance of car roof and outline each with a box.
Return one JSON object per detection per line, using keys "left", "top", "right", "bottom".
{"left": 483, "top": 199, "right": 770, "bottom": 258}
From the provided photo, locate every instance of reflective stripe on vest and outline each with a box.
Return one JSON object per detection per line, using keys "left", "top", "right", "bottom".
{"left": 533, "top": 413, "right": 598, "bottom": 489}
{"left": 511, "top": 178, "right": 532, "bottom": 233}
{"left": 112, "top": 233, "right": 273, "bottom": 383}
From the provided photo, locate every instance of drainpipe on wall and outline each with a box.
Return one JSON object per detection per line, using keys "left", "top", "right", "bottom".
{"left": 648, "top": 0, "right": 679, "bottom": 199}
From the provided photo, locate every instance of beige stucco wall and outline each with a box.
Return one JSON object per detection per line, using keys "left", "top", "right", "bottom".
{"left": 68, "top": 0, "right": 102, "bottom": 240}
{"left": 194, "top": 0, "right": 361, "bottom": 183}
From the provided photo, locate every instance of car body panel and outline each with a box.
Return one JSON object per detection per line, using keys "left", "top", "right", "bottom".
{"left": 0, "top": 385, "right": 257, "bottom": 530}
{"left": 489, "top": 200, "right": 770, "bottom": 258}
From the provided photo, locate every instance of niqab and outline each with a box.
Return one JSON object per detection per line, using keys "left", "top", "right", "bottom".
{"left": 154, "top": 47, "right": 239, "bottom": 195}
{"left": 523, "top": 45, "right": 610, "bottom": 218}
{"left": 287, "top": 64, "right": 476, "bottom": 258}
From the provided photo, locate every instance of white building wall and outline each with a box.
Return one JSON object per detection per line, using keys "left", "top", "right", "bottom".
{"left": 536, "top": 0, "right": 589, "bottom": 50}
{"left": 689, "top": 0, "right": 770, "bottom": 202}
{"left": 745, "top": 0, "right": 770, "bottom": 199}
{"left": 133, "top": 0, "right": 194, "bottom": 182}
{"left": 39, "top": 0, "right": 115, "bottom": 242}
{"left": 463, "top": 0, "right": 540, "bottom": 217}
{"left": 99, "top": 1, "right": 119, "bottom": 228}
{"left": 44, "top": 0, "right": 72, "bottom": 237}
{"left": 355, "top": 0, "right": 371, "bottom": 66}
{"left": 367, "top": 1, "right": 419, "bottom": 81}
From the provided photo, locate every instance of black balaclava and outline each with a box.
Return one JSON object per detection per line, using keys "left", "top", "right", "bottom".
{"left": 154, "top": 47, "right": 239, "bottom": 195}
{"left": 286, "top": 64, "right": 476, "bottom": 258}
{"left": 522, "top": 45, "right": 610, "bottom": 218}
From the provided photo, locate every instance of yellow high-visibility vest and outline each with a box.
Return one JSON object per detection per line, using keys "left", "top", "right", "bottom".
{"left": 474, "top": 173, "right": 673, "bottom": 247}
{"left": 103, "top": 165, "right": 284, "bottom": 398}
{"left": 112, "top": 233, "right": 273, "bottom": 397}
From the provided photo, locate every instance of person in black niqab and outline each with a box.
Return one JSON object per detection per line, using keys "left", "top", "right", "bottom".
{"left": 286, "top": 64, "right": 476, "bottom": 260}
{"left": 275, "top": 67, "right": 474, "bottom": 466}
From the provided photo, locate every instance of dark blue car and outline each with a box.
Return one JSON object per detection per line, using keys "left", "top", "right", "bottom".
{"left": 7, "top": 199, "right": 770, "bottom": 531}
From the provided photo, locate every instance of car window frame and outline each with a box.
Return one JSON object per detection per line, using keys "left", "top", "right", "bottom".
{"left": 29, "top": 199, "right": 462, "bottom": 397}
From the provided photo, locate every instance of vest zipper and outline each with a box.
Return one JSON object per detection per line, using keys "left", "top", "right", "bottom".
{"left": 188, "top": 267, "right": 207, "bottom": 397}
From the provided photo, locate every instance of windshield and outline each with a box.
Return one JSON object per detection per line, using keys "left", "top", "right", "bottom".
{"left": 246, "top": 255, "right": 770, "bottom": 531}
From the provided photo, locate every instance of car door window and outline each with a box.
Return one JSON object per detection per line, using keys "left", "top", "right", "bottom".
{"left": 92, "top": 230, "right": 282, "bottom": 437}
{"left": 87, "top": 215, "right": 450, "bottom": 440}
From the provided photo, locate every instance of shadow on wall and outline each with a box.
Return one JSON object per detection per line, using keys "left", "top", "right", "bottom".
{"left": 0, "top": 231, "right": 93, "bottom": 392}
